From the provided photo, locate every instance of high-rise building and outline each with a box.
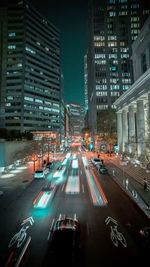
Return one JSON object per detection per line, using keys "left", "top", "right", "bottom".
{"left": 84, "top": 54, "right": 88, "bottom": 112}
{"left": 66, "top": 103, "right": 84, "bottom": 137}
{"left": 87, "top": 0, "right": 150, "bottom": 134}
{"left": 0, "top": 0, "right": 61, "bottom": 135}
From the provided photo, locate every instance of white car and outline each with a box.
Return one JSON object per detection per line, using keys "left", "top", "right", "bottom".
{"left": 34, "top": 169, "right": 45, "bottom": 179}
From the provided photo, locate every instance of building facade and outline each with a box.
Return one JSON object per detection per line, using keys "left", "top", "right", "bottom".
{"left": 0, "top": 0, "right": 61, "bottom": 135}
{"left": 87, "top": 0, "right": 150, "bottom": 134}
{"left": 66, "top": 103, "right": 84, "bottom": 138}
{"left": 114, "top": 15, "right": 150, "bottom": 162}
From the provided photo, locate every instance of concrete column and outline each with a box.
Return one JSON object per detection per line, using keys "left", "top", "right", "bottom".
{"left": 136, "top": 99, "right": 145, "bottom": 157}
{"left": 148, "top": 93, "right": 150, "bottom": 135}
{"left": 128, "top": 105, "right": 135, "bottom": 155}
{"left": 122, "top": 109, "right": 128, "bottom": 153}
{"left": 117, "top": 112, "right": 122, "bottom": 153}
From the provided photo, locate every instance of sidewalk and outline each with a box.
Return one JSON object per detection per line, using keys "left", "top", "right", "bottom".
{"left": 105, "top": 156, "right": 150, "bottom": 219}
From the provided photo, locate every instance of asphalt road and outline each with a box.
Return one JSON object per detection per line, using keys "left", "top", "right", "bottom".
{"left": 0, "top": 148, "right": 149, "bottom": 267}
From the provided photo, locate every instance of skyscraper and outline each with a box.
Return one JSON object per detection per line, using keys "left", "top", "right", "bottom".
{"left": 87, "top": 0, "right": 150, "bottom": 134}
{"left": 0, "top": 0, "right": 61, "bottom": 135}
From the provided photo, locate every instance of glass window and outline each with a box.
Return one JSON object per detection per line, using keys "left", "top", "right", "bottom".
{"left": 8, "top": 32, "right": 16, "bottom": 37}
{"left": 8, "top": 45, "right": 16, "bottom": 49}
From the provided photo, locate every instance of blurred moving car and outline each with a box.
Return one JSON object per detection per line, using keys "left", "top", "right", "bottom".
{"left": 98, "top": 164, "right": 107, "bottom": 174}
{"left": 53, "top": 165, "right": 66, "bottom": 181}
{"left": 33, "top": 185, "right": 56, "bottom": 208}
{"left": 49, "top": 215, "right": 80, "bottom": 265}
{"left": 34, "top": 169, "right": 46, "bottom": 179}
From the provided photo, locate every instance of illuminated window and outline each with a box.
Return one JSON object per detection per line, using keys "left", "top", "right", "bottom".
{"left": 8, "top": 45, "right": 16, "bottom": 49}
{"left": 131, "top": 23, "right": 140, "bottom": 28}
{"left": 131, "top": 17, "right": 140, "bottom": 22}
{"left": 110, "top": 78, "right": 118, "bottom": 84}
{"left": 94, "top": 36, "right": 105, "bottom": 41}
{"left": 108, "top": 42, "right": 117, "bottom": 47}
{"left": 121, "top": 54, "right": 129, "bottom": 58}
{"left": 120, "top": 47, "right": 129, "bottom": 52}
{"left": 95, "top": 54, "right": 106, "bottom": 59}
{"left": 8, "top": 32, "right": 16, "bottom": 37}
{"left": 17, "top": 63, "right": 22, "bottom": 67}
{"left": 123, "top": 85, "right": 130, "bottom": 90}
{"left": 110, "top": 66, "right": 117, "bottom": 71}
{"left": 35, "top": 99, "right": 43, "bottom": 103}
{"left": 111, "top": 92, "right": 120, "bottom": 96}
{"left": 96, "top": 91, "right": 107, "bottom": 96}
{"left": 109, "top": 54, "right": 117, "bottom": 59}
{"left": 6, "top": 96, "right": 13, "bottom": 100}
{"left": 109, "top": 11, "right": 116, "bottom": 17}
{"left": 24, "top": 96, "right": 34, "bottom": 102}
{"left": 108, "top": 36, "right": 117, "bottom": 41}
{"left": 110, "top": 85, "right": 120, "bottom": 90}
{"left": 25, "top": 47, "right": 36, "bottom": 54}
{"left": 119, "top": 11, "right": 128, "bottom": 16}
{"left": 122, "top": 78, "right": 131, "bottom": 83}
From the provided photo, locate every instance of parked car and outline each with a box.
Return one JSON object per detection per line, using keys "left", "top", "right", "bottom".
{"left": 34, "top": 169, "right": 45, "bottom": 179}
{"left": 46, "top": 161, "right": 53, "bottom": 170}
{"left": 48, "top": 215, "right": 80, "bottom": 265}
{"left": 91, "top": 157, "right": 102, "bottom": 166}
{"left": 98, "top": 164, "right": 107, "bottom": 174}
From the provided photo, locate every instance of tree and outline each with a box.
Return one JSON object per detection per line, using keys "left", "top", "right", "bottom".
{"left": 97, "top": 109, "right": 117, "bottom": 146}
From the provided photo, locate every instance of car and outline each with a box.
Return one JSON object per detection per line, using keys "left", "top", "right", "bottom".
{"left": 98, "top": 164, "right": 107, "bottom": 174}
{"left": 91, "top": 157, "right": 102, "bottom": 166}
{"left": 53, "top": 165, "right": 66, "bottom": 182}
{"left": 49, "top": 215, "right": 80, "bottom": 265}
{"left": 32, "top": 185, "right": 57, "bottom": 208}
{"left": 46, "top": 161, "right": 53, "bottom": 168}
{"left": 139, "top": 226, "right": 150, "bottom": 249}
{"left": 34, "top": 169, "right": 45, "bottom": 179}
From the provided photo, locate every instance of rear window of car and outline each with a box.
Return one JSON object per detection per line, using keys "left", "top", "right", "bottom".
{"left": 93, "top": 158, "right": 101, "bottom": 162}
{"left": 35, "top": 170, "right": 43, "bottom": 173}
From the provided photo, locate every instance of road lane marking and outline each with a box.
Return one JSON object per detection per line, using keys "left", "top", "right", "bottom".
{"left": 15, "top": 236, "right": 31, "bottom": 267}
{"left": 47, "top": 218, "right": 55, "bottom": 241}
{"left": 61, "top": 184, "right": 65, "bottom": 191}
{"left": 58, "top": 213, "right": 62, "bottom": 220}
{"left": 82, "top": 184, "right": 85, "bottom": 193}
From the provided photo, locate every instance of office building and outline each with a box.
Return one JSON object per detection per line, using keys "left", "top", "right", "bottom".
{"left": 67, "top": 103, "right": 84, "bottom": 137}
{"left": 87, "top": 0, "right": 150, "bottom": 134}
{"left": 0, "top": 0, "right": 61, "bottom": 135}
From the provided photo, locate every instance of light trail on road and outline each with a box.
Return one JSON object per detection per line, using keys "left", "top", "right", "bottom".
{"left": 82, "top": 156, "right": 108, "bottom": 206}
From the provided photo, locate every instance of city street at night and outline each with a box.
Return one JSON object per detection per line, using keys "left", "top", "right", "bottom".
{"left": 0, "top": 148, "right": 149, "bottom": 267}
{"left": 0, "top": 1, "right": 150, "bottom": 267}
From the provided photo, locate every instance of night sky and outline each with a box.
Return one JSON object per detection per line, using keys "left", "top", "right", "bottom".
{"left": 29, "top": 0, "right": 88, "bottom": 105}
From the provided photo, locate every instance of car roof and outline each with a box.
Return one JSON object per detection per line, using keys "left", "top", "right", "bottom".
{"left": 55, "top": 218, "right": 78, "bottom": 231}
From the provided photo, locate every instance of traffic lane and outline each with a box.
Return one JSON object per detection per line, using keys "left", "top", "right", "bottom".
{"left": 93, "top": 166, "right": 149, "bottom": 229}
{"left": 83, "top": 205, "right": 145, "bottom": 267}
{"left": 0, "top": 178, "right": 50, "bottom": 267}
{"left": 84, "top": 170, "right": 149, "bottom": 265}
{"left": 77, "top": 154, "right": 148, "bottom": 265}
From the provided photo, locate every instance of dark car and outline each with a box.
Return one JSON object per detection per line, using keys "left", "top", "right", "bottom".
{"left": 99, "top": 164, "right": 107, "bottom": 174}
{"left": 49, "top": 216, "right": 80, "bottom": 266}
{"left": 139, "top": 226, "right": 150, "bottom": 249}
{"left": 46, "top": 161, "right": 53, "bottom": 169}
